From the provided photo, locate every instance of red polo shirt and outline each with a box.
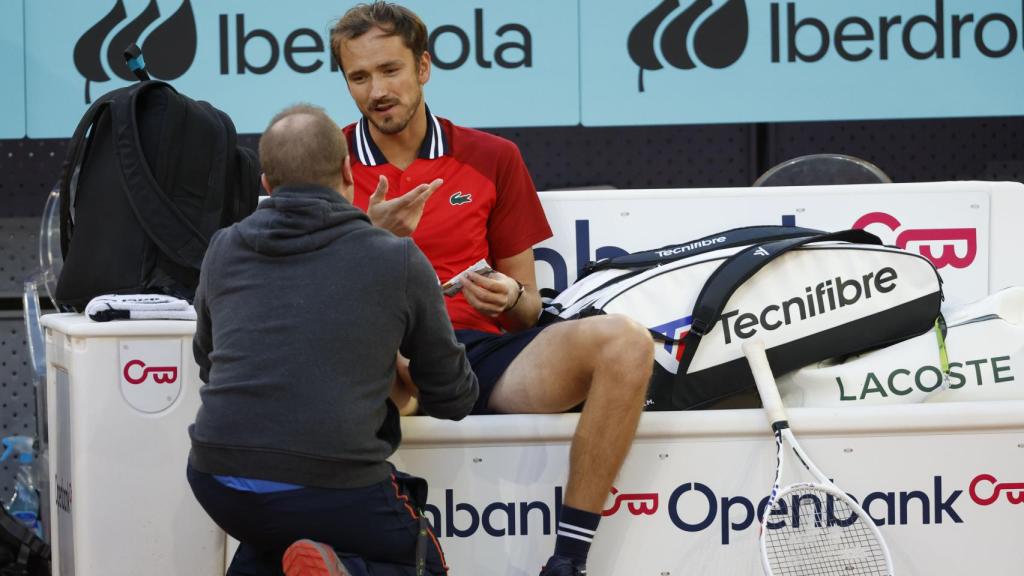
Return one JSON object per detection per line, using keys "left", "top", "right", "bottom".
{"left": 344, "top": 107, "right": 552, "bottom": 334}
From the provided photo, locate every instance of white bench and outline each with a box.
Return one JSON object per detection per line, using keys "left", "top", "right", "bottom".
{"left": 43, "top": 182, "right": 1024, "bottom": 575}
{"left": 394, "top": 181, "right": 1024, "bottom": 575}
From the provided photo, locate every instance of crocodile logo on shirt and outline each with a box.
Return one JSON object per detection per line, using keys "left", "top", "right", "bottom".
{"left": 450, "top": 191, "right": 473, "bottom": 205}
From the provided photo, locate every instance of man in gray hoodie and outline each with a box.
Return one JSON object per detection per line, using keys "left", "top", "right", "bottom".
{"left": 186, "top": 103, "right": 477, "bottom": 576}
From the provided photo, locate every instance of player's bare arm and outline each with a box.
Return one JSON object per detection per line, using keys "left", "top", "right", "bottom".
{"left": 462, "top": 248, "right": 541, "bottom": 332}
{"left": 389, "top": 352, "right": 419, "bottom": 416}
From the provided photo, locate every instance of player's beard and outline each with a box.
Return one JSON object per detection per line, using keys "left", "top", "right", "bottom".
{"left": 369, "top": 88, "right": 423, "bottom": 135}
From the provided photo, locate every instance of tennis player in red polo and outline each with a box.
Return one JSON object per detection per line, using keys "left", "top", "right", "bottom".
{"left": 332, "top": 3, "right": 655, "bottom": 575}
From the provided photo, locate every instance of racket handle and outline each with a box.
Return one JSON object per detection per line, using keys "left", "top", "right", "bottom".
{"left": 741, "top": 339, "right": 789, "bottom": 428}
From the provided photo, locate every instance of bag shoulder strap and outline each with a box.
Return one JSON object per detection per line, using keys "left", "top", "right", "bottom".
{"left": 580, "top": 225, "right": 825, "bottom": 277}
{"left": 232, "top": 145, "right": 260, "bottom": 221}
{"left": 193, "top": 104, "right": 231, "bottom": 236}
{"left": 687, "top": 228, "right": 882, "bottom": 339}
{"left": 109, "top": 81, "right": 209, "bottom": 270}
{"left": 59, "top": 88, "right": 127, "bottom": 258}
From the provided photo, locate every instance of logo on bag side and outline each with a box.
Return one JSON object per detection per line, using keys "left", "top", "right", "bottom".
{"left": 753, "top": 247, "right": 769, "bottom": 257}
{"left": 655, "top": 236, "right": 727, "bottom": 258}
{"left": 628, "top": 0, "right": 749, "bottom": 92}
{"left": 835, "top": 355, "right": 1015, "bottom": 403}
{"left": 718, "top": 267, "right": 899, "bottom": 345}
{"left": 651, "top": 315, "right": 693, "bottom": 372}
{"left": 74, "top": 0, "right": 197, "bottom": 104}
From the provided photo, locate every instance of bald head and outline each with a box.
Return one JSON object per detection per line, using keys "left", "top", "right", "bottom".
{"left": 259, "top": 104, "right": 348, "bottom": 192}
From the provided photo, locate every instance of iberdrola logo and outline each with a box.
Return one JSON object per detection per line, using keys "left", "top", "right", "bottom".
{"left": 628, "top": 0, "right": 749, "bottom": 92}
{"left": 73, "top": 0, "right": 197, "bottom": 104}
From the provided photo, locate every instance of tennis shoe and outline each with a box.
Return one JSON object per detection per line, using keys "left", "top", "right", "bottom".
{"left": 282, "top": 539, "right": 350, "bottom": 576}
{"left": 539, "top": 555, "right": 587, "bottom": 576}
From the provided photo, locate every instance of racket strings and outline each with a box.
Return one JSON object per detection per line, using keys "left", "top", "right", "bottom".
{"left": 764, "top": 486, "right": 889, "bottom": 576}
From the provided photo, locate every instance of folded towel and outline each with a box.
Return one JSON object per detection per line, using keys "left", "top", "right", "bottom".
{"left": 86, "top": 294, "right": 197, "bottom": 322}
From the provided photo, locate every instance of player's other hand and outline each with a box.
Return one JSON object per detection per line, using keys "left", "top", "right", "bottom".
{"left": 367, "top": 176, "right": 442, "bottom": 236}
{"left": 462, "top": 271, "right": 520, "bottom": 318}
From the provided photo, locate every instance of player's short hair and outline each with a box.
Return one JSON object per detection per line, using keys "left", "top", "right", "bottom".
{"left": 330, "top": 2, "right": 429, "bottom": 71}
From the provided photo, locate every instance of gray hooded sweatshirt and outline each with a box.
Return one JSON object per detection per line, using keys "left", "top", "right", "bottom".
{"left": 188, "top": 186, "right": 478, "bottom": 488}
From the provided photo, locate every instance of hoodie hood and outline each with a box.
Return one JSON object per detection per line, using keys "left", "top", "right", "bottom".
{"left": 236, "top": 186, "right": 371, "bottom": 256}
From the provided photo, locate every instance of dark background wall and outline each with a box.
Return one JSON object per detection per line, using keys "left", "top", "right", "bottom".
{"left": 5, "top": 116, "right": 1024, "bottom": 219}
{"left": 2, "top": 114, "right": 1024, "bottom": 495}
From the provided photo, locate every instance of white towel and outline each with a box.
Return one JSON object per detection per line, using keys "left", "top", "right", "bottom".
{"left": 85, "top": 294, "right": 196, "bottom": 322}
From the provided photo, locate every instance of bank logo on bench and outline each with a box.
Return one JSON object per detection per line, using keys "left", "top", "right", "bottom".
{"left": 627, "top": 0, "right": 749, "bottom": 92}
{"left": 74, "top": 0, "right": 197, "bottom": 103}
{"left": 424, "top": 476, "right": 967, "bottom": 545}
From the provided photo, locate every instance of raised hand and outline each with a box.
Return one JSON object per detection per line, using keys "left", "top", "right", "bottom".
{"left": 367, "top": 175, "right": 443, "bottom": 236}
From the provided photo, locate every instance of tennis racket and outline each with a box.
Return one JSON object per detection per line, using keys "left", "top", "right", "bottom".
{"left": 742, "top": 339, "right": 895, "bottom": 576}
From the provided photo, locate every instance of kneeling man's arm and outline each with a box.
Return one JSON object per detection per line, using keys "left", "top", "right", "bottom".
{"left": 400, "top": 242, "right": 479, "bottom": 420}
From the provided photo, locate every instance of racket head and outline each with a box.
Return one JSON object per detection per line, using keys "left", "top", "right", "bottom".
{"left": 760, "top": 481, "right": 895, "bottom": 576}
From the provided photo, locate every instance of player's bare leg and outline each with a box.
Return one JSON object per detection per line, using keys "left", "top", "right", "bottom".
{"left": 487, "top": 314, "right": 653, "bottom": 573}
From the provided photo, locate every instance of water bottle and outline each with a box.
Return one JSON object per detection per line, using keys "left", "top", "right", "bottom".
{"left": 1, "top": 436, "right": 43, "bottom": 539}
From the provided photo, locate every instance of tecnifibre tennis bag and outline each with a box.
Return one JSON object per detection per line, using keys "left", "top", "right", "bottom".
{"left": 542, "top": 226, "right": 944, "bottom": 410}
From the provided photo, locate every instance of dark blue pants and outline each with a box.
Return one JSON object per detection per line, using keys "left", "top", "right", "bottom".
{"left": 187, "top": 464, "right": 447, "bottom": 576}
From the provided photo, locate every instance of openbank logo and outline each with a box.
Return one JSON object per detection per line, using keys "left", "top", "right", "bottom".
{"left": 422, "top": 476, "right": 968, "bottom": 545}
{"left": 628, "top": 0, "right": 749, "bottom": 92}
{"left": 74, "top": 0, "right": 196, "bottom": 104}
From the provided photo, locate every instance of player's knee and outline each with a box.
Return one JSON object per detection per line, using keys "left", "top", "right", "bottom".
{"left": 599, "top": 314, "right": 655, "bottom": 368}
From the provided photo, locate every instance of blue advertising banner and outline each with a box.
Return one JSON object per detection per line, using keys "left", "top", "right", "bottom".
{"left": 25, "top": 0, "right": 579, "bottom": 138}
{"left": 581, "top": 0, "right": 1024, "bottom": 125}
{"left": 20, "top": 1, "right": 1024, "bottom": 136}
{"left": 0, "top": 0, "right": 25, "bottom": 138}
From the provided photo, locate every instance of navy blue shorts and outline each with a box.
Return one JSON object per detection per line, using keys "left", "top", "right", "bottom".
{"left": 455, "top": 326, "right": 548, "bottom": 414}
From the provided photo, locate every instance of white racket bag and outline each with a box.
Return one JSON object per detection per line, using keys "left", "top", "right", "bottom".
{"left": 542, "top": 226, "right": 943, "bottom": 410}
{"left": 779, "top": 286, "right": 1024, "bottom": 407}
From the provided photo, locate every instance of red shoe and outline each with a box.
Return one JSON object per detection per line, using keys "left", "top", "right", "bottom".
{"left": 282, "top": 539, "right": 350, "bottom": 576}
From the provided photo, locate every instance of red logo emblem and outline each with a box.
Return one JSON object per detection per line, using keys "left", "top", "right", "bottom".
{"left": 602, "top": 486, "right": 660, "bottom": 517}
{"left": 969, "top": 474, "right": 1024, "bottom": 506}
{"left": 853, "top": 212, "right": 977, "bottom": 269}
{"left": 122, "top": 359, "right": 178, "bottom": 385}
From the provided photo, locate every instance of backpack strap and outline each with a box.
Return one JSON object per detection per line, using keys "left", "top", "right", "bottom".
{"left": 59, "top": 89, "right": 126, "bottom": 258}
{"left": 191, "top": 105, "right": 231, "bottom": 237}
{"left": 109, "top": 81, "right": 209, "bottom": 270}
{"left": 580, "top": 225, "right": 825, "bottom": 277}
{"left": 232, "top": 145, "right": 261, "bottom": 222}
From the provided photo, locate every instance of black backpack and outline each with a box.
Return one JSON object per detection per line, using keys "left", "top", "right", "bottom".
{"left": 55, "top": 80, "right": 260, "bottom": 312}
{"left": 0, "top": 508, "right": 48, "bottom": 576}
